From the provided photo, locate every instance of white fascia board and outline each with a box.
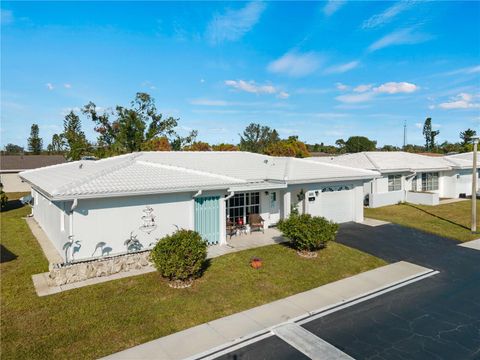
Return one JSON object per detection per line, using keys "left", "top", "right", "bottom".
{"left": 46, "top": 184, "right": 234, "bottom": 201}
{"left": 286, "top": 174, "right": 380, "bottom": 185}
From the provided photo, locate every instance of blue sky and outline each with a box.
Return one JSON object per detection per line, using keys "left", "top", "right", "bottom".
{"left": 1, "top": 1, "right": 479, "bottom": 148}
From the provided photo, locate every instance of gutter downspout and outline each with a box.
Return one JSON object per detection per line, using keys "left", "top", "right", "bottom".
{"left": 67, "top": 198, "right": 78, "bottom": 263}
{"left": 193, "top": 190, "right": 203, "bottom": 198}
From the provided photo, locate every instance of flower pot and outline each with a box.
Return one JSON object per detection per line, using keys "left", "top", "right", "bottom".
{"left": 250, "top": 258, "right": 263, "bottom": 269}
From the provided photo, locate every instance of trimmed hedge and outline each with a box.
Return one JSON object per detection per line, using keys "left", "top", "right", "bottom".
{"left": 150, "top": 229, "right": 207, "bottom": 281}
{"left": 277, "top": 213, "right": 338, "bottom": 252}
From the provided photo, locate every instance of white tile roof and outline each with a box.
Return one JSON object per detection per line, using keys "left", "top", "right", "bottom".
{"left": 20, "top": 151, "right": 379, "bottom": 200}
{"left": 311, "top": 151, "right": 473, "bottom": 173}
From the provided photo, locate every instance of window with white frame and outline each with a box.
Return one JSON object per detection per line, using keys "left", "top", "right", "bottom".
{"left": 412, "top": 176, "right": 418, "bottom": 191}
{"left": 421, "top": 172, "right": 439, "bottom": 191}
{"left": 226, "top": 192, "right": 260, "bottom": 224}
{"left": 270, "top": 191, "right": 277, "bottom": 209}
{"left": 388, "top": 175, "right": 402, "bottom": 192}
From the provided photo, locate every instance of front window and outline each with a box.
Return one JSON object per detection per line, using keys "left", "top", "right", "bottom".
{"left": 226, "top": 192, "right": 260, "bottom": 225}
{"left": 388, "top": 175, "right": 402, "bottom": 192}
{"left": 421, "top": 172, "right": 439, "bottom": 191}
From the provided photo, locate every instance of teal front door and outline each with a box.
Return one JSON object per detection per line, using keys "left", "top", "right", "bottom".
{"left": 194, "top": 196, "right": 220, "bottom": 245}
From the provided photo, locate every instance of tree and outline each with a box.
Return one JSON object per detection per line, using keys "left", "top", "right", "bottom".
{"left": 380, "top": 145, "right": 400, "bottom": 152}
{"left": 460, "top": 128, "right": 477, "bottom": 145}
{"left": 403, "top": 144, "right": 426, "bottom": 153}
{"left": 27, "top": 124, "right": 43, "bottom": 154}
{"left": 83, "top": 93, "right": 196, "bottom": 154}
{"left": 344, "top": 136, "right": 377, "bottom": 153}
{"left": 47, "top": 134, "right": 66, "bottom": 154}
{"left": 183, "top": 141, "right": 211, "bottom": 151}
{"left": 211, "top": 143, "right": 239, "bottom": 151}
{"left": 239, "top": 123, "right": 279, "bottom": 153}
{"left": 4, "top": 143, "right": 24, "bottom": 154}
{"left": 422, "top": 117, "right": 440, "bottom": 151}
{"left": 264, "top": 136, "right": 310, "bottom": 158}
{"left": 142, "top": 137, "right": 172, "bottom": 151}
{"left": 63, "top": 111, "right": 90, "bottom": 160}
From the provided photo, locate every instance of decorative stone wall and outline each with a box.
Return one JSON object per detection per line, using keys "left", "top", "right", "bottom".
{"left": 47, "top": 251, "right": 153, "bottom": 286}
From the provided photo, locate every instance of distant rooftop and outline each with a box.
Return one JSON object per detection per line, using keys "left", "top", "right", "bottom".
{"left": 0, "top": 155, "right": 66, "bottom": 172}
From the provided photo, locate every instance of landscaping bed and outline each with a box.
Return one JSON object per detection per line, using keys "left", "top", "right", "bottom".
{"left": 365, "top": 200, "right": 479, "bottom": 242}
{"left": 1, "top": 194, "right": 386, "bottom": 359}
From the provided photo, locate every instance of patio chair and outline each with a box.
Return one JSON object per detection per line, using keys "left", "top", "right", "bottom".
{"left": 248, "top": 214, "right": 265, "bottom": 233}
{"left": 226, "top": 219, "right": 236, "bottom": 239}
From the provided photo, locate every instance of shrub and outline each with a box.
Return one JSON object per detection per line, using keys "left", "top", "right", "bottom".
{"left": 277, "top": 213, "right": 338, "bottom": 252}
{"left": 150, "top": 229, "right": 207, "bottom": 281}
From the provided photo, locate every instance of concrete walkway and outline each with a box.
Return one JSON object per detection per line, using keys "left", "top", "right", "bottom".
{"left": 459, "top": 238, "right": 480, "bottom": 250}
{"left": 361, "top": 217, "right": 390, "bottom": 227}
{"left": 102, "top": 261, "right": 436, "bottom": 360}
{"left": 32, "top": 228, "right": 288, "bottom": 296}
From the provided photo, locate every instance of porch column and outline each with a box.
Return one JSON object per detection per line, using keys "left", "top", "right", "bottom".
{"left": 283, "top": 190, "right": 291, "bottom": 219}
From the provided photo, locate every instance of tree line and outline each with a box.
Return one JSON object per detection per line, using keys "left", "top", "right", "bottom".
{"left": 3, "top": 93, "right": 477, "bottom": 159}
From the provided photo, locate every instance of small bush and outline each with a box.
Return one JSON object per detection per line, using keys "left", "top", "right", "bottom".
{"left": 277, "top": 213, "right": 338, "bottom": 252}
{"left": 150, "top": 229, "right": 207, "bottom": 281}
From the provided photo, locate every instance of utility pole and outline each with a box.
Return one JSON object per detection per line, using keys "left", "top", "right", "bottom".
{"left": 403, "top": 120, "right": 407, "bottom": 150}
{"left": 472, "top": 137, "right": 479, "bottom": 233}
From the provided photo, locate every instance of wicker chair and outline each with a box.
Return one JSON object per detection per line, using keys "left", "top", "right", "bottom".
{"left": 248, "top": 214, "right": 265, "bottom": 233}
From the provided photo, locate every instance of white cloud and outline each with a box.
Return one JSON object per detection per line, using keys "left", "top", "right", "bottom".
{"left": 362, "top": 1, "right": 414, "bottom": 29}
{"left": 190, "top": 99, "right": 229, "bottom": 106}
{"left": 336, "top": 92, "right": 375, "bottom": 103}
{"left": 439, "top": 65, "right": 480, "bottom": 77}
{"left": 200, "top": 79, "right": 205, "bottom": 83}
{"left": 353, "top": 84, "right": 373, "bottom": 93}
{"left": 141, "top": 81, "right": 156, "bottom": 90}
{"left": 267, "top": 51, "right": 322, "bottom": 77}
{"left": 46, "top": 83, "right": 54, "bottom": 91}
{"left": 225, "top": 80, "right": 276, "bottom": 94}
{"left": 277, "top": 91, "right": 290, "bottom": 99}
{"left": 336, "top": 81, "right": 418, "bottom": 103}
{"left": 1, "top": 9, "right": 13, "bottom": 25}
{"left": 206, "top": 2, "right": 266, "bottom": 45}
{"left": 368, "top": 27, "right": 433, "bottom": 52}
{"left": 323, "top": 0, "right": 346, "bottom": 16}
{"left": 438, "top": 93, "right": 480, "bottom": 110}
{"left": 64, "top": 83, "right": 72, "bottom": 89}
{"left": 324, "top": 60, "right": 359, "bottom": 74}
{"left": 336, "top": 82, "right": 349, "bottom": 91}
{"left": 374, "top": 81, "right": 418, "bottom": 94}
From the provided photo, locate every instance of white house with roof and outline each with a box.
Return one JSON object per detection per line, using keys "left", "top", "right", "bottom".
{"left": 312, "top": 151, "right": 477, "bottom": 208}
{"left": 20, "top": 151, "right": 379, "bottom": 262}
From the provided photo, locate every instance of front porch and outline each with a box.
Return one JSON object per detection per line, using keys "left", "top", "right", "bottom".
{"left": 208, "top": 227, "right": 288, "bottom": 258}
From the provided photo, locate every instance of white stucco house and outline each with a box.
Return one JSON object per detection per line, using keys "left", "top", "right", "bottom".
{"left": 20, "top": 151, "right": 379, "bottom": 262}
{"left": 312, "top": 151, "right": 478, "bottom": 208}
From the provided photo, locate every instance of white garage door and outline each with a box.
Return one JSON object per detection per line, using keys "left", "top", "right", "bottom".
{"left": 307, "top": 188, "right": 355, "bottom": 223}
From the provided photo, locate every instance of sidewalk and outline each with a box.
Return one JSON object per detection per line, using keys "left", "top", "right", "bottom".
{"left": 459, "top": 238, "right": 480, "bottom": 250}
{"left": 102, "top": 261, "right": 436, "bottom": 360}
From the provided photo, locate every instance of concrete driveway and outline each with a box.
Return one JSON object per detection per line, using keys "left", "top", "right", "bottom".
{"left": 220, "top": 222, "right": 480, "bottom": 360}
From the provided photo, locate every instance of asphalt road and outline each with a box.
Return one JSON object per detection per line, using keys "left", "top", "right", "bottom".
{"left": 218, "top": 222, "right": 480, "bottom": 360}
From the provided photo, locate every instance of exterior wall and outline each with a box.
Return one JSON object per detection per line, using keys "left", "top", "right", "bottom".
{"left": 370, "top": 190, "right": 404, "bottom": 208}
{"left": 32, "top": 189, "right": 70, "bottom": 261}
{"left": 260, "top": 190, "right": 280, "bottom": 227}
{"left": 287, "top": 181, "right": 365, "bottom": 223}
{"left": 0, "top": 172, "right": 31, "bottom": 192}
{"left": 406, "top": 191, "right": 439, "bottom": 206}
{"left": 72, "top": 192, "right": 196, "bottom": 261}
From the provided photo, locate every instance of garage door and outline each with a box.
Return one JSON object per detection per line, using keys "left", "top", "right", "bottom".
{"left": 318, "top": 189, "right": 355, "bottom": 223}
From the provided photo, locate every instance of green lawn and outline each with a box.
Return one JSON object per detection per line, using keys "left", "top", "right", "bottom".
{"left": 365, "top": 200, "right": 479, "bottom": 242}
{"left": 1, "top": 194, "right": 386, "bottom": 359}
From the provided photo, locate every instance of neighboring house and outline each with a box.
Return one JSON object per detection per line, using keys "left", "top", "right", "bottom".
{"left": 0, "top": 155, "right": 66, "bottom": 192}
{"left": 20, "top": 151, "right": 379, "bottom": 262}
{"left": 311, "top": 151, "right": 477, "bottom": 208}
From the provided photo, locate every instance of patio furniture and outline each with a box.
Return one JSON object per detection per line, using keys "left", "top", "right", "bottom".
{"left": 236, "top": 218, "right": 248, "bottom": 235}
{"left": 248, "top": 214, "right": 265, "bottom": 233}
{"left": 226, "top": 219, "right": 236, "bottom": 239}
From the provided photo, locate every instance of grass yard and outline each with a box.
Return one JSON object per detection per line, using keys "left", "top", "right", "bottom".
{"left": 365, "top": 200, "right": 479, "bottom": 242}
{"left": 1, "top": 193, "right": 386, "bottom": 360}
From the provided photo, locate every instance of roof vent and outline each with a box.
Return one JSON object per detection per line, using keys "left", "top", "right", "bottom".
{"left": 79, "top": 163, "right": 83, "bottom": 169}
